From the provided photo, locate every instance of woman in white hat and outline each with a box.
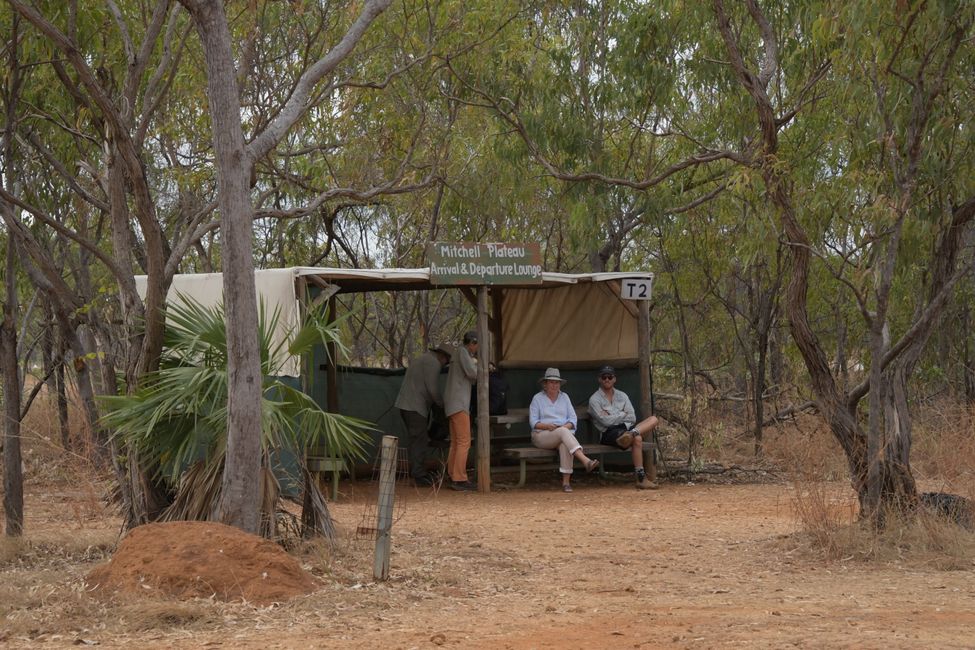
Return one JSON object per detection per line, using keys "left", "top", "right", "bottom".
{"left": 529, "top": 368, "right": 599, "bottom": 493}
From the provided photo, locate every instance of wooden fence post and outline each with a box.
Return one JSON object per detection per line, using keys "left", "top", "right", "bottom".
{"left": 373, "top": 435, "right": 397, "bottom": 580}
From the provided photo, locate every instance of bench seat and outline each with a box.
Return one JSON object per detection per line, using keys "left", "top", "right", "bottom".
{"left": 307, "top": 456, "right": 347, "bottom": 501}
{"left": 502, "top": 441, "right": 653, "bottom": 488}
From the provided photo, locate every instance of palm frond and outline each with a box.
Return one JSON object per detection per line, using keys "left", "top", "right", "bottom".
{"left": 99, "top": 293, "right": 372, "bottom": 539}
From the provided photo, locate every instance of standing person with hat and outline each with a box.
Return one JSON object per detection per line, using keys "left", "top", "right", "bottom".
{"left": 444, "top": 330, "right": 479, "bottom": 491}
{"left": 394, "top": 343, "right": 453, "bottom": 486}
{"left": 529, "top": 368, "right": 600, "bottom": 493}
{"left": 587, "top": 365, "right": 659, "bottom": 489}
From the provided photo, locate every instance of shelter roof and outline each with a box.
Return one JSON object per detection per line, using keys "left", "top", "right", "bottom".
{"left": 291, "top": 266, "right": 652, "bottom": 293}
{"left": 137, "top": 267, "right": 655, "bottom": 376}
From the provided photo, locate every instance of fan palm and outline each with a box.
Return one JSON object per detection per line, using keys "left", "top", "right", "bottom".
{"left": 101, "top": 294, "right": 372, "bottom": 539}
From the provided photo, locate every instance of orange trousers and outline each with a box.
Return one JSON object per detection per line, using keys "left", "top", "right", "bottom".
{"left": 447, "top": 411, "right": 472, "bottom": 482}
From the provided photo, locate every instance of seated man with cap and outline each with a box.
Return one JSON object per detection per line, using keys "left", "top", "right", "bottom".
{"left": 587, "top": 365, "right": 659, "bottom": 489}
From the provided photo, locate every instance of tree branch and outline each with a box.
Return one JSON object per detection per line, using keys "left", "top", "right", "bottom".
{"left": 247, "top": 0, "right": 393, "bottom": 161}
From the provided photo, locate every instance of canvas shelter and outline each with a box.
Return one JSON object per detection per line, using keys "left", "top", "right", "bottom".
{"left": 137, "top": 266, "right": 655, "bottom": 492}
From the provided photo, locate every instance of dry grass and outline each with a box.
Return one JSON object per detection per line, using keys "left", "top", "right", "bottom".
{"left": 3, "top": 387, "right": 975, "bottom": 645}
{"left": 776, "top": 399, "right": 975, "bottom": 566}
{"left": 784, "top": 494, "right": 975, "bottom": 570}
{"left": 911, "top": 397, "right": 975, "bottom": 495}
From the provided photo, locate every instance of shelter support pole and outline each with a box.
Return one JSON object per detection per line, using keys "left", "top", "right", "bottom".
{"left": 638, "top": 299, "right": 656, "bottom": 483}
{"left": 476, "top": 286, "right": 491, "bottom": 492}
{"left": 490, "top": 289, "right": 503, "bottom": 365}
{"left": 326, "top": 295, "right": 339, "bottom": 413}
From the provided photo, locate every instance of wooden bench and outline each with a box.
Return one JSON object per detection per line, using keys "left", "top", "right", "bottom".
{"left": 306, "top": 456, "right": 347, "bottom": 501}
{"left": 502, "top": 441, "right": 654, "bottom": 488}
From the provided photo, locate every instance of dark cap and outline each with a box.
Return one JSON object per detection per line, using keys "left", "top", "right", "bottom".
{"left": 597, "top": 365, "right": 616, "bottom": 376}
{"left": 463, "top": 330, "right": 478, "bottom": 344}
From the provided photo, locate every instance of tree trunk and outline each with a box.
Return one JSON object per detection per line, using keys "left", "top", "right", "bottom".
{"left": 2, "top": 3, "right": 24, "bottom": 537}
{"left": 962, "top": 301, "right": 974, "bottom": 404}
{"left": 750, "top": 264, "right": 778, "bottom": 457}
{"left": 2, "top": 240, "right": 24, "bottom": 537}
{"left": 182, "top": 0, "right": 264, "bottom": 534}
{"left": 752, "top": 328, "right": 768, "bottom": 457}
{"left": 768, "top": 320, "right": 785, "bottom": 389}
{"left": 38, "top": 300, "right": 70, "bottom": 449}
{"left": 55, "top": 344, "right": 69, "bottom": 449}
{"left": 833, "top": 302, "right": 848, "bottom": 388}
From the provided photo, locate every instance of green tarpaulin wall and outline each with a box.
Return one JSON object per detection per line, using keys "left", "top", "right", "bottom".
{"left": 307, "top": 347, "right": 647, "bottom": 474}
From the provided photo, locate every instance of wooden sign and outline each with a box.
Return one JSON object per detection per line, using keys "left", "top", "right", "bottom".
{"left": 620, "top": 277, "right": 653, "bottom": 301}
{"left": 427, "top": 242, "right": 543, "bottom": 285}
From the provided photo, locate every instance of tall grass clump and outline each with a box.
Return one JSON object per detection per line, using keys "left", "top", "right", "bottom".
{"left": 782, "top": 399, "right": 975, "bottom": 565}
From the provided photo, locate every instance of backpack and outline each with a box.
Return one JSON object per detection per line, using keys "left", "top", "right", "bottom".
{"left": 470, "top": 369, "right": 508, "bottom": 416}
{"left": 427, "top": 404, "right": 449, "bottom": 441}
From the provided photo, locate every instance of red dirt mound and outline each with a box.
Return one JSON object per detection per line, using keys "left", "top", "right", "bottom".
{"left": 87, "top": 521, "right": 316, "bottom": 605}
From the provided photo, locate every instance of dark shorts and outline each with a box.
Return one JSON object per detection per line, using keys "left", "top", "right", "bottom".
{"left": 600, "top": 423, "right": 631, "bottom": 447}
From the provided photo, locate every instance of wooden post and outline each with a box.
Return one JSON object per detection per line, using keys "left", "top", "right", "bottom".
{"left": 373, "top": 435, "right": 397, "bottom": 581}
{"left": 490, "top": 288, "right": 504, "bottom": 363}
{"left": 326, "top": 295, "right": 338, "bottom": 413}
{"left": 638, "top": 298, "right": 656, "bottom": 482}
{"left": 476, "top": 286, "right": 491, "bottom": 492}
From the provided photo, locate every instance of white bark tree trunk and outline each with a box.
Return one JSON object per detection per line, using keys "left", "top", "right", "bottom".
{"left": 179, "top": 0, "right": 392, "bottom": 533}
{"left": 180, "top": 0, "right": 263, "bottom": 534}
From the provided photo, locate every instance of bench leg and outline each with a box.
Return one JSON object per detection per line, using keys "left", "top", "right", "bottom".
{"left": 643, "top": 445, "right": 656, "bottom": 483}
{"left": 331, "top": 466, "right": 341, "bottom": 501}
{"left": 515, "top": 460, "right": 528, "bottom": 488}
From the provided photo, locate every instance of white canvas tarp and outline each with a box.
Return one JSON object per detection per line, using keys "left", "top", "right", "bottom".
{"left": 135, "top": 268, "right": 302, "bottom": 376}
{"left": 136, "top": 267, "right": 650, "bottom": 376}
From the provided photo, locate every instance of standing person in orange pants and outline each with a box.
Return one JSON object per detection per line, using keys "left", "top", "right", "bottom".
{"left": 444, "top": 331, "right": 478, "bottom": 491}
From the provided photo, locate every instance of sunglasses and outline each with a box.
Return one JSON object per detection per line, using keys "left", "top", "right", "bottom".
{"left": 600, "top": 374, "right": 615, "bottom": 380}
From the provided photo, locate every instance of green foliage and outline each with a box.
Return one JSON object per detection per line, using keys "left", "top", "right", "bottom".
{"left": 100, "top": 296, "right": 372, "bottom": 485}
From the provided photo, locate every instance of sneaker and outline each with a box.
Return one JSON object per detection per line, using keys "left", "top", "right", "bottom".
{"left": 635, "top": 468, "right": 658, "bottom": 490}
{"left": 617, "top": 431, "right": 634, "bottom": 449}
{"left": 636, "top": 474, "right": 659, "bottom": 490}
{"left": 636, "top": 467, "right": 659, "bottom": 490}
{"left": 450, "top": 480, "right": 476, "bottom": 491}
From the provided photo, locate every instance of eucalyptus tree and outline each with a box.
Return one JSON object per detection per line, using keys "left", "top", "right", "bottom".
{"left": 442, "top": 0, "right": 785, "bottom": 460}
{"left": 443, "top": 0, "right": 737, "bottom": 272}
{"left": 449, "top": 0, "right": 974, "bottom": 524}
{"left": 2, "top": 10, "right": 27, "bottom": 536}
{"left": 710, "top": 0, "right": 975, "bottom": 521}
{"left": 647, "top": 193, "right": 785, "bottom": 459}
{"left": 4, "top": 0, "right": 457, "bottom": 532}
{"left": 3, "top": 0, "right": 201, "bottom": 388}
{"left": 1, "top": 234, "right": 22, "bottom": 537}
{"left": 169, "top": 0, "right": 473, "bottom": 532}
{"left": 1, "top": 0, "right": 227, "bottom": 526}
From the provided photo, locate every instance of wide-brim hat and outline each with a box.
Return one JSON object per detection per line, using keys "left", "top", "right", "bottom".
{"left": 429, "top": 343, "right": 455, "bottom": 357}
{"left": 540, "top": 367, "right": 567, "bottom": 384}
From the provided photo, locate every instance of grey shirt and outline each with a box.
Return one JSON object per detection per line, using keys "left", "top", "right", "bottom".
{"left": 588, "top": 388, "right": 635, "bottom": 433}
{"left": 443, "top": 345, "right": 477, "bottom": 416}
{"left": 394, "top": 351, "right": 444, "bottom": 418}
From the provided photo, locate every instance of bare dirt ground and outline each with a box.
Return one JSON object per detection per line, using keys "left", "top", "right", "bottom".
{"left": 4, "top": 465, "right": 975, "bottom": 649}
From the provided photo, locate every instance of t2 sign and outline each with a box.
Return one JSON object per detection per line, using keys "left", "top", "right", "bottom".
{"left": 620, "top": 278, "right": 652, "bottom": 301}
